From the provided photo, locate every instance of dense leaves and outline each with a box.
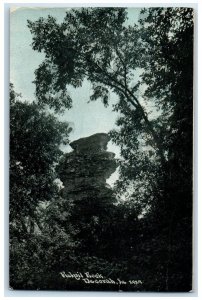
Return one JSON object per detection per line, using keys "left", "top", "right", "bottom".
{"left": 9, "top": 84, "right": 78, "bottom": 289}
{"left": 10, "top": 7, "right": 193, "bottom": 291}
{"left": 10, "top": 83, "right": 71, "bottom": 225}
{"left": 111, "top": 8, "right": 193, "bottom": 291}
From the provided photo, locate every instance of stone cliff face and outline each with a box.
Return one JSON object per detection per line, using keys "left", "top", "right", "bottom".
{"left": 58, "top": 133, "right": 117, "bottom": 204}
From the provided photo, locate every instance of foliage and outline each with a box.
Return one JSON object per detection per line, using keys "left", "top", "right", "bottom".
{"left": 9, "top": 84, "right": 77, "bottom": 289}
{"left": 27, "top": 7, "right": 168, "bottom": 206}
{"left": 10, "top": 83, "right": 71, "bottom": 226}
{"left": 9, "top": 7, "right": 194, "bottom": 291}
{"left": 136, "top": 8, "right": 193, "bottom": 291}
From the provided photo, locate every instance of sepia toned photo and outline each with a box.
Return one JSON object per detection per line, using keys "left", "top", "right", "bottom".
{"left": 10, "top": 6, "right": 193, "bottom": 292}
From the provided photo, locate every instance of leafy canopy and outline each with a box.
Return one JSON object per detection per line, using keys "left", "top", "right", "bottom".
{"left": 10, "top": 83, "right": 71, "bottom": 229}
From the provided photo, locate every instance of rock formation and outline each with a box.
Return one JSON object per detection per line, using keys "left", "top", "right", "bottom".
{"left": 57, "top": 133, "right": 118, "bottom": 255}
{"left": 57, "top": 133, "right": 117, "bottom": 204}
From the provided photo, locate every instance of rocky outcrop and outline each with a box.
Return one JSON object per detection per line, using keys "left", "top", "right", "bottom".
{"left": 57, "top": 133, "right": 117, "bottom": 204}
{"left": 57, "top": 133, "right": 117, "bottom": 256}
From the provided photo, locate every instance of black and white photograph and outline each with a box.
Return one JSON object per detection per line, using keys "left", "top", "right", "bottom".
{"left": 9, "top": 6, "right": 194, "bottom": 292}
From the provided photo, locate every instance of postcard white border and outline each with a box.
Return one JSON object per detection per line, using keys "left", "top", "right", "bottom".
{"left": 1, "top": 1, "right": 201, "bottom": 299}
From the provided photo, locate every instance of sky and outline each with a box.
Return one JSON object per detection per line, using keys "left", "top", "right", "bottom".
{"left": 10, "top": 7, "right": 141, "bottom": 185}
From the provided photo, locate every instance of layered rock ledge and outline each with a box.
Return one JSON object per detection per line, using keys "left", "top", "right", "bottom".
{"left": 57, "top": 133, "right": 117, "bottom": 203}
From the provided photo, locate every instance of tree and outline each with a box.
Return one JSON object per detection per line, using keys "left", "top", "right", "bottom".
{"left": 10, "top": 84, "right": 78, "bottom": 289}
{"left": 110, "top": 8, "right": 193, "bottom": 291}
{"left": 27, "top": 7, "right": 168, "bottom": 216}
{"left": 27, "top": 8, "right": 165, "bottom": 163}
{"left": 137, "top": 8, "right": 193, "bottom": 291}
{"left": 27, "top": 7, "right": 193, "bottom": 291}
{"left": 10, "top": 83, "right": 72, "bottom": 232}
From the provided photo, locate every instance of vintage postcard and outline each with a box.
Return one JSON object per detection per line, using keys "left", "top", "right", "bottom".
{"left": 10, "top": 7, "right": 193, "bottom": 292}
